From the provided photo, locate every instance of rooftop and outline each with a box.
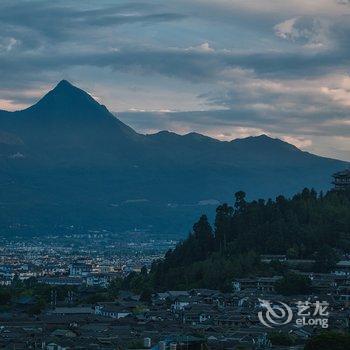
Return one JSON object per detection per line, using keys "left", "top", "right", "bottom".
{"left": 333, "top": 169, "right": 350, "bottom": 177}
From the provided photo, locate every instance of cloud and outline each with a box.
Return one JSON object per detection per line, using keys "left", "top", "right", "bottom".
{"left": 281, "top": 136, "right": 313, "bottom": 148}
{"left": 274, "top": 16, "right": 330, "bottom": 48}
{"left": 1, "top": 43, "right": 348, "bottom": 93}
{"left": 186, "top": 0, "right": 350, "bottom": 17}
{"left": 0, "top": 37, "right": 18, "bottom": 52}
{"left": 1, "top": 1, "right": 350, "bottom": 86}
{"left": 0, "top": 0, "right": 187, "bottom": 58}
{"left": 186, "top": 42, "right": 215, "bottom": 53}
{"left": 0, "top": 0, "right": 349, "bottom": 160}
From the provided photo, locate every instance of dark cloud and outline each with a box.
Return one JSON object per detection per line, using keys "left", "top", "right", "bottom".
{"left": 0, "top": 1, "right": 186, "bottom": 46}
{"left": 1, "top": 1, "right": 350, "bottom": 84}
{"left": 0, "top": 45, "right": 346, "bottom": 85}
{"left": 0, "top": 0, "right": 349, "bottom": 160}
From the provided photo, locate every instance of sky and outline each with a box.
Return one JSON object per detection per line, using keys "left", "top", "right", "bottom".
{"left": 0, "top": 0, "right": 350, "bottom": 161}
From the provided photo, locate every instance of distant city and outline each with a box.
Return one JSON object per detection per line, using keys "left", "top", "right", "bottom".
{"left": 0, "top": 235, "right": 350, "bottom": 349}
{"left": 0, "top": 233, "right": 176, "bottom": 287}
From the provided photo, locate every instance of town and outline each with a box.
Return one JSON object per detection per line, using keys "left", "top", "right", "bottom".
{"left": 0, "top": 234, "right": 176, "bottom": 287}
{"left": 0, "top": 237, "right": 349, "bottom": 349}
{"left": 0, "top": 171, "right": 350, "bottom": 349}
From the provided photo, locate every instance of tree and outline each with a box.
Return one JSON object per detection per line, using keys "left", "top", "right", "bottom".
{"left": 24, "top": 276, "right": 38, "bottom": 289}
{"left": 140, "top": 288, "right": 152, "bottom": 304}
{"left": 304, "top": 331, "right": 350, "bottom": 350}
{"left": 215, "top": 204, "right": 233, "bottom": 252}
{"left": 269, "top": 331, "right": 295, "bottom": 346}
{"left": 193, "top": 215, "right": 213, "bottom": 242}
{"left": 234, "top": 191, "right": 246, "bottom": 213}
{"left": 275, "top": 272, "right": 312, "bottom": 296}
{"left": 107, "top": 277, "right": 123, "bottom": 298}
{"left": 0, "top": 288, "right": 11, "bottom": 305}
{"left": 192, "top": 215, "right": 214, "bottom": 259}
{"left": 27, "top": 298, "right": 46, "bottom": 315}
{"left": 313, "top": 246, "right": 339, "bottom": 272}
{"left": 149, "top": 188, "right": 350, "bottom": 291}
{"left": 11, "top": 274, "right": 24, "bottom": 289}
{"left": 140, "top": 266, "right": 148, "bottom": 276}
{"left": 286, "top": 245, "right": 299, "bottom": 259}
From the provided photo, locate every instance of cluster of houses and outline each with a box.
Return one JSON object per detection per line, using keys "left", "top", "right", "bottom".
{"left": 1, "top": 266, "right": 350, "bottom": 349}
{"left": 1, "top": 248, "right": 350, "bottom": 349}
{"left": 0, "top": 262, "right": 39, "bottom": 286}
{"left": 0, "top": 261, "right": 123, "bottom": 289}
{"left": 37, "top": 262, "right": 120, "bottom": 288}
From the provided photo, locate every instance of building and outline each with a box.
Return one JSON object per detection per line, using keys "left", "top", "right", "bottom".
{"left": 38, "top": 276, "right": 83, "bottom": 286}
{"left": 232, "top": 276, "right": 282, "bottom": 292}
{"left": 333, "top": 260, "right": 350, "bottom": 276}
{"left": 332, "top": 169, "right": 350, "bottom": 191}
{"left": 95, "top": 303, "right": 130, "bottom": 319}
{"left": 50, "top": 306, "right": 94, "bottom": 315}
{"left": 86, "top": 274, "right": 108, "bottom": 288}
{"left": 69, "top": 262, "right": 92, "bottom": 277}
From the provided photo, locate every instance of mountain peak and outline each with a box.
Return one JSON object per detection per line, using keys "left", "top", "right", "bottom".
{"left": 183, "top": 132, "right": 218, "bottom": 143}
{"left": 54, "top": 79, "right": 75, "bottom": 90}
{"left": 48, "top": 80, "right": 94, "bottom": 102}
{"left": 231, "top": 134, "right": 300, "bottom": 153}
{"left": 237, "top": 134, "right": 275, "bottom": 142}
{"left": 254, "top": 134, "right": 272, "bottom": 140}
{"left": 19, "top": 80, "right": 138, "bottom": 137}
{"left": 26, "top": 80, "right": 104, "bottom": 117}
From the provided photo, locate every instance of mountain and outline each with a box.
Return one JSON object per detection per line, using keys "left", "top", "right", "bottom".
{"left": 0, "top": 81, "right": 348, "bottom": 236}
{"left": 0, "top": 80, "right": 140, "bottom": 166}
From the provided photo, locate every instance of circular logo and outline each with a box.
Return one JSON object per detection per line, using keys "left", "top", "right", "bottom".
{"left": 258, "top": 299, "right": 293, "bottom": 328}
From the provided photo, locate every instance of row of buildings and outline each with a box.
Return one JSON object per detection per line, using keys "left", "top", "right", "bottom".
{"left": 1, "top": 257, "right": 350, "bottom": 349}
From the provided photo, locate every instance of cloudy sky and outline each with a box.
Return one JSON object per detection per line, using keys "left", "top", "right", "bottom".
{"left": 1, "top": 0, "right": 350, "bottom": 160}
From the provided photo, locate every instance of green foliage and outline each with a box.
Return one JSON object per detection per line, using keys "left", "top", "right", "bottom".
{"left": 0, "top": 288, "right": 12, "bottom": 305}
{"left": 313, "top": 245, "right": 339, "bottom": 272}
{"left": 84, "top": 292, "right": 110, "bottom": 304}
{"left": 11, "top": 274, "right": 24, "bottom": 289}
{"left": 127, "top": 339, "right": 145, "bottom": 349}
{"left": 140, "top": 288, "right": 152, "bottom": 304}
{"left": 107, "top": 267, "right": 152, "bottom": 297}
{"left": 304, "top": 331, "right": 350, "bottom": 350}
{"left": 107, "top": 277, "right": 124, "bottom": 298}
{"left": 149, "top": 189, "right": 349, "bottom": 291}
{"left": 151, "top": 249, "right": 269, "bottom": 291}
{"left": 275, "top": 272, "right": 312, "bottom": 296}
{"left": 0, "top": 277, "right": 88, "bottom": 315}
{"left": 269, "top": 331, "right": 296, "bottom": 346}
{"left": 27, "top": 298, "right": 46, "bottom": 315}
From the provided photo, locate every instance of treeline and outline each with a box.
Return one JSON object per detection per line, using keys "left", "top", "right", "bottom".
{"left": 0, "top": 275, "right": 147, "bottom": 314}
{"left": 146, "top": 188, "right": 350, "bottom": 291}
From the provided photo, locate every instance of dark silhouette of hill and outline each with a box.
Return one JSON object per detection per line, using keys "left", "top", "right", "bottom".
{"left": 0, "top": 81, "right": 348, "bottom": 235}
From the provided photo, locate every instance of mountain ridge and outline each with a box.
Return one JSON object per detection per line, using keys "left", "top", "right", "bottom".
{"left": 0, "top": 81, "right": 330, "bottom": 156}
{"left": 1, "top": 80, "right": 345, "bottom": 163}
{"left": 0, "top": 80, "right": 348, "bottom": 236}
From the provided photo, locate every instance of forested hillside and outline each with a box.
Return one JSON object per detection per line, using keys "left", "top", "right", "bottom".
{"left": 141, "top": 188, "right": 350, "bottom": 291}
